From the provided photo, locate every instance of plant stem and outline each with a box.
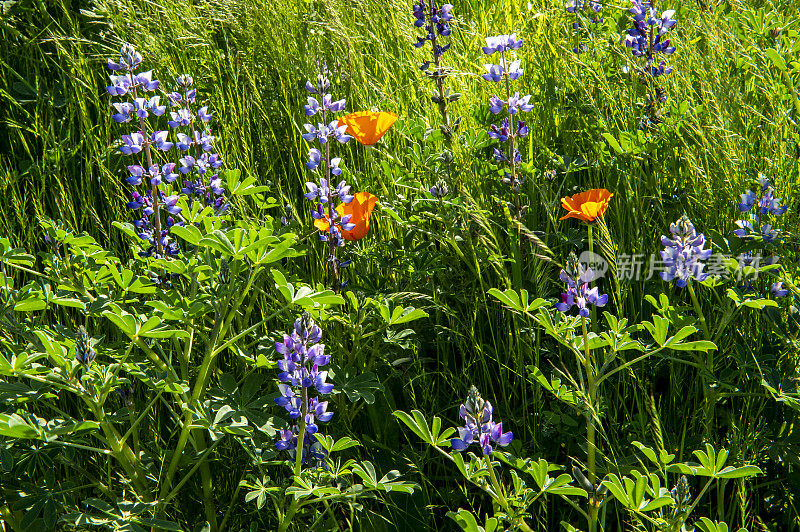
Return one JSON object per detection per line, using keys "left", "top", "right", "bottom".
{"left": 686, "top": 280, "right": 711, "bottom": 340}
{"left": 428, "top": 1, "right": 451, "bottom": 148}
{"left": 581, "top": 315, "right": 598, "bottom": 532}
{"left": 500, "top": 50, "right": 520, "bottom": 210}
{"left": 484, "top": 455, "right": 534, "bottom": 532}
{"left": 278, "top": 498, "right": 300, "bottom": 532}
{"left": 131, "top": 82, "right": 163, "bottom": 258}
{"left": 687, "top": 280, "right": 714, "bottom": 439}
{"left": 294, "top": 384, "right": 309, "bottom": 476}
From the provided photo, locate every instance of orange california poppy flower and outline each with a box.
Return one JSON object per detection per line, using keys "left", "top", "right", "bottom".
{"left": 338, "top": 111, "right": 398, "bottom": 146}
{"left": 313, "top": 192, "right": 378, "bottom": 240}
{"left": 559, "top": 189, "right": 613, "bottom": 222}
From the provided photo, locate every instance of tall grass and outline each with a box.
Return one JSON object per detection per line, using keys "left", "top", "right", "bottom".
{"left": 1, "top": 0, "right": 799, "bottom": 528}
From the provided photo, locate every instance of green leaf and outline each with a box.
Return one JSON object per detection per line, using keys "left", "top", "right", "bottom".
{"left": 137, "top": 519, "right": 184, "bottom": 531}
{"left": 331, "top": 436, "right": 361, "bottom": 453}
{"left": 716, "top": 465, "right": 762, "bottom": 479}
{"left": 640, "top": 495, "right": 674, "bottom": 512}
{"left": 446, "top": 509, "right": 484, "bottom": 532}
{"left": 601, "top": 474, "right": 631, "bottom": 508}
{"left": 601, "top": 132, "right": 625, "bottom": 154}
{"left": 0, "top": 414, "right": 40, "bottom": 439}
{"left": 14, "top": 295, "right": 46, "bottom": 312}
{"left": 170, "top": 224, "right": 203, "bottom": 246}
{"left": 766, "top": 48, "right": 787, "bottom": 71}
{"left": 386, "top": 305, "right": 428, "bottom": 325}
{"left": 632, "top": 441, "right": 659, "bottom": 466}
{"left": 213, "top": 405, "right": 236, "bottom": 426}
{"left": 642, "top": 314, "right": 669, "bottom": 346}
{"left": 488, "top": 287, "right": 548, "bottom": 314}
{"left": 335, "top": 367, "right": 383, "bottom": 404}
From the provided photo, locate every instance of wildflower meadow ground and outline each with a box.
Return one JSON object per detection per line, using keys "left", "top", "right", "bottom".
{"left": 0, "top": 0, "right": 799, "bottom": 531}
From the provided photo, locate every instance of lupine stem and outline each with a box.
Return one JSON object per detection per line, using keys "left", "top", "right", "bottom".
{"left": 428, "top": 0, "right": 451, "bottom": 147}
{"left": 131, "top": 82, "right": 163, "bottom": 258}
{"left": 588, "top": 224, "right": 597, "bottom": 328}
{"left": 686, "top": 280, "right": 711, "bottom": 340}
{"left": 294, "top": 386, "right": 309, "bottom": 476}
{"left": 687, "top": 279, "right": 714, "bottom": 440}
{"left": 483, "top": 455, "right": 534, "bottom": 532}
{"left": 581, "top": 315, "right": 598, "bottom": 532}
{"left": 500, "top": 49, "right": 520, "bottom": 211}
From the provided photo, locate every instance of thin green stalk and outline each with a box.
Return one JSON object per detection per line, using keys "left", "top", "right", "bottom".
{"left": 484, "top": 455, "right": 534, "bottom": 532}
{"left": 687, "top": 279, "right": 714, "bottom": 438}
{"left": 581, "top": 315, "right": 598, "bottom": 532}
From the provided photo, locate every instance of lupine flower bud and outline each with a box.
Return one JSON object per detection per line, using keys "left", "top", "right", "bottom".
{"left": 430, "top": 179, "right": 449, "bottom": 198}
{"left": 116, "top": 383, "right": 134, "bottom": 406}
{"left": 75, "top": 325, "right": 96, "bottom": 366}
{"left": 671, "top": 475, "right": 691, "bottom": 507}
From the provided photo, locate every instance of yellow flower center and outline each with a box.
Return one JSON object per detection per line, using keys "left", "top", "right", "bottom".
{"left": 581, "top": 201, "right": 605, "bottom": 219}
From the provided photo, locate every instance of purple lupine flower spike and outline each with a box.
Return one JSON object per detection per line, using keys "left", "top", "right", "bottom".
{"left": 411, "top": 0, "right": 455, "bottom": 56}
{"left": 274, "top": 313, "right": 334, "bottom": 466}
{"left": 450, "top": 386, "right": 512, "bottom": 455}
{"left": 734, "top": 176, "right": 787, "bottom": 244}
{"left": 556, "top": 253, "right": 608, "bottom": 317}
{"left": 659, "top": 215, "right": 713, "bottom": 287}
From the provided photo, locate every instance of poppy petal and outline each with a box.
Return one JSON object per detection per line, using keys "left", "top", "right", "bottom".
{"left": 338, "top": 111, "right": 398, "bottom": 145}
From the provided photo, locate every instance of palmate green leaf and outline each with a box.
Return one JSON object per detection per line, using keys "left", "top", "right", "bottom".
{"left": 632, "top": 441, "right": 676, "bottom": 467}
{"left": 379, "top": 303, "right": 429, "bottom": 325}
{"left": 102, "top": 263, "right": 156, "bottom": 294}
{"left": 601, "top": 474, "right": 631, "bottom": 507}
{"left": 0, "top": 237, "right": 35, "bottom": 267}
{"left": 272, "top": 270, "right": 344, "bottom": 308}
{"left": 32, "top": 330, "right": 67, "bottom": 367}
{"left": 393, "top": 410, "right": 455, "bottom": 447}
{"left": 226, "top": 168, "right": 269, "bottom": 196}
{"left": 640, "top": 495, "right": 674, "bottom": 512}
{"left": 601, "top": 132, "right": 626, "bottom": 154}
{"left": 199, "top": 230, "right": 236, "bottom": 257}
{"left": 528, "top": 366, "right": 580, "bottom": 407}
{"left": 695, "top": 517, "right": 748, "bottom": 532}
{"left": 13, "top": 283, "right": 46, "bottom": 312}
{"left": 642, "top": 314, "right": 669, "bottom": 346}
{"left": 334, "top": 366, "right": 383, "bottom": 404}
{"left": 544, "top": 473, "right": 586, "bottom": 497}
{"left": 447, "top": 508, "right": 498, "bottom": 532}
{"left": 602, "top": 470, "right": 671, "bottom": 512}
{"left": 102, "top": 309, "right": 138, "bottom": 336}
{"left": 213, "top": 404, "right": 236, "bottom": 426}
{"left": 488, "top": 287, "right": 549, "bottom": 315}
{"left": 137, "top": 519, "right": 184, "bottom": 531}
{"left": 251, "top": 235, "right": 297, "bottom": 265}
{"left": 0, "top": 413, "right": 40, "bottom": 439}
{"left": 765, "top": 48, "right": 787, "bottom": 71}
{"left": 331, "top": 436, "right": 360, "bottom": 453}
{"left": 375, "top": 470, "right": 417, "bottom": 494}
{"left": 170, "top": 224, "right": 203, "bottom": 246}
{"left": 726, "top": 288, "right": 778, "bottom": 310}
